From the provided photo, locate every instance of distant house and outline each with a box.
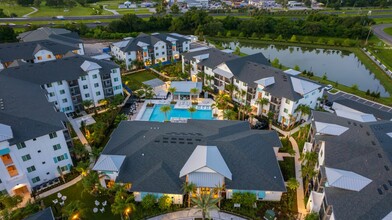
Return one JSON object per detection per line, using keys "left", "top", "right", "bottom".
{"left": 110, "top": 33, "right": 191, "bottom": 69}
{"left": 18, "top": 27, "right": 84, "bottom": 55}
{"left": 0, "top": 40, "right": 80, "bottom": 70}
{"left": 306, "top": 111, "right": 392, "bottom": 220}
{"left": 183, "top": 47, "right": 324, "bottom": 126}
{"left": 93, "top": 120, "right": 286, "bottom": 204}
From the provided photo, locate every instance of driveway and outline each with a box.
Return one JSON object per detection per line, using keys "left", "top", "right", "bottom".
{"left": 372, "top": 24, "right": 392, "bottom": 46}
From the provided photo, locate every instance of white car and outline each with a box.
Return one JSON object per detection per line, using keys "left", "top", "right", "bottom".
{"left": 324, "top": 84, "right": 333, "bottom": 91}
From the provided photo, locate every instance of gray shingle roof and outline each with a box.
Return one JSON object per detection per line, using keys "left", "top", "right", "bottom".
{"left": 184, "top": 47, "right": 238, "bottom": 69}
{"left": 121, "top": 33, "right": 189, "bottom": 53}
{"left": 23, "top": 207, "right": 55, "bottom": 220}
{"left": 333, "top": 98, "right": 392, "bottom": 121}
{"left": 18, "top": 27, "right": 82, "bottom": 45}
{"left": 312, "top": 111, "right": 392, "bottom": 220}
{"left": 0, "top": 40, "right": 79, "bottom": 63}
{"left": 99, "top": 120, "right": 286, "bottom": 194}
{"left": 0, "top": 54, "right": 118, "bottom": 85}
{"left": 0, "top": 66, "right": 66, "bottom": 145}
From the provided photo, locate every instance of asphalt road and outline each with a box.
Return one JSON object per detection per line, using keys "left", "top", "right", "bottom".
{"left": 372, "top": 23, "right": 392, "bottom": 46}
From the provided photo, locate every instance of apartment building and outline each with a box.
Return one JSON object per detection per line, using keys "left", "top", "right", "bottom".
{"left": 0, "top": 53, "right": 123, "bottom": 114}
{"left": 183, "top": 48, "right": 323, "bottom": 125}
{"left": 18, "top": 27, "right": 85, "bottom": 55}
{"left": 93, "top": 120, "right": 286, "bottom": 204}
{"left": 0, "top": 75, "right": 73, "bottom": 197}
{"left": 305, "top": 111, "right": 392, "bottom": 220}
{"left": 0, "top": 40, "right": 81, "bottom": 70}
{"left": 110, "top": 33, "right": 191, "bottom": 69}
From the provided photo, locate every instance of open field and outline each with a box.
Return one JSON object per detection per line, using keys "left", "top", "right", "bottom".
{"left": 385, "top": 27, "right": 392, "bottom": 36}
{"left": 30, "top": 2, "right": 112, "bottom": 17}
{"left": 0, "top": 3, "right": 34, "bottom": 17}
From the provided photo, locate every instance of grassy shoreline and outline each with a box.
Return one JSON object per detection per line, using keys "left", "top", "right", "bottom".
{"left": 208, "top": 37, "right": 392, "bottom": 105}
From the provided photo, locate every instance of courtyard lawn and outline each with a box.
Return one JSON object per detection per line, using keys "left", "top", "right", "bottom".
{"left": 41, "top": 182, "right": 121, "bottom": 220}
{"left": 30, "top": 2, "right": 112, "bottom": 17}
{"left": 122, "top": 70, "right": 161, "bottom": 91}
{"left": 0, "top": 3, "right": 35, "bottom": 17}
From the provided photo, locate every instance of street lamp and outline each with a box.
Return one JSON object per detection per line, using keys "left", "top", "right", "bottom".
{"left": 72, "top": 213, "right": 80, "bottom": 220}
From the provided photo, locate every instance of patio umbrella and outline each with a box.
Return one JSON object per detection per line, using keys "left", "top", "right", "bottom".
{"left": 264, "top": 209, "right": 275, "bottom": 220}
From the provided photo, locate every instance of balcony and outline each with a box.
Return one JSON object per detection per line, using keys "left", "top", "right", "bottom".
{"left": 270, "top": 97, "right": 281, "bottom": 105}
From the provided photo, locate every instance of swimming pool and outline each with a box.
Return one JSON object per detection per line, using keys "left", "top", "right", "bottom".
{"left": 142, "top": 104, "right": 214, "bottom": 122}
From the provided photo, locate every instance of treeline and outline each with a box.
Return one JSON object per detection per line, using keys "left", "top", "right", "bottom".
{"left": 71, "top": 10, "right": 373, "bottom": 40}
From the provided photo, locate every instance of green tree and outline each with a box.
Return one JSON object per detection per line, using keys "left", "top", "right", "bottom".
{"left": 81, "top": 99, "right": 94, "bottom": 113}
{"left": 81, "top": 171, "right": 100, "bottom": 195}
{"left": 0, "top": 26, "right": 17, "bottom": 43}
{"left": 275, "top": 34, "right": 283, "bottom": 41}
{"left": 289, "top": 35, "right": 297, "bottom": 42}
{"left": 158, "top": 195, "right": 172, "bottom": 211}
{"left": 191, "top": 193, "right": 220, "bottom": 220}
{"left": 231, "top": 192, "right": 257, "bottom": 209}
{"left": 322, "top": 73, "right": 328, "bottom": 81}
{"left": 160, "top": 105, "right": 171, "bottom": 122}
{"left": 168, "top": 87, "right": 176, "bottom": 99}
{"left": 305, "top": 212, "right": 320, "bottom": 220}
{"left": 256, "top": 98, "right": 269, "bottom": 115}
{"left": 251, "top": 32, "right": 258, "bottom": 39}
{"left": 141, "top": 194, "right": 156, "bottom": 210}
{"left": 75, "top": 160, "right": 89, "bottom": 176}
{"left": 182, "top": 182, "right": 196, "bottom": 208}
{"left": 226, "top": 31, "right": 231, "bottom": 37}
{"left": 238, "top": 32, "right": 245, "bottom": 38}
{"left": 62, "top": 200, "right": 86, "bottom": 220}
{"left": 111, "top": 189, "right": 136, "bottom": 220}
{"left": 287, "top": 178, "right": 299, "bottom": 191}
{"left": 170, "top": 4, "right": 180, "bottom": 14}
{"left": 327, "top": 39, "right": 335, "bottom": 46}
{"left": 223, "top": 109, "right": 237, "bottom": 120}
{"left": 190, "top": 87, "right": 199, "bottom": 102}
{"left": 316, "top": 38, "right": 324, "bottom": 44}
{"left": 294, "top": 65, "right": 300, "bottom": 71}
{"left": 188, "top": 106, "right": 197, "bottom": 119}
{"left": 351, "top": 84, "right": 359, "bottom": 91}
{"left": 295, "top": 104, "right": 311, "bottom": 122}
{"left": 33, "top": 0, "right": 41, "bottom": 7}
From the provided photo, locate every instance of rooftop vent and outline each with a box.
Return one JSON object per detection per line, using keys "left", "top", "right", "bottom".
{"left": 348, "top": 121, "right": 351, "bottom": 125}
{"left": 353, "top": 122, "right": 357, "bottom": 126}
{"left": 385, "top": 166, "right": 390, "bottom": 171}
{"left": 378, "top": 188, "right": 383, "bottom": 195}
{"left": 366, "top": 131, "right": 370, "bottom": 136}
{"left": 388, "top": 180, "right": 392, "bottom": 186}
{"left": 372, "top": 141, "right": 376, "bottom": 146}
{"left": 383, "top": 184, "right": 389, "bottom": 190}
{"left": 378, "top": 153, "right": 383, "bottom": 158}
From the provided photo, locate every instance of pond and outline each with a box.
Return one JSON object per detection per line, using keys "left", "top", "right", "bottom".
{"left": 223, "top": 42, "right": 389, "bottom": 97}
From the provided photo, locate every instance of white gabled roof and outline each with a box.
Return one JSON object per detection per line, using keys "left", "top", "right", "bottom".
{"left": 80, "top": 60, "right": 101, "bottom": 72}
{"left": 255, "top": 77, "right": 275, "bottom": 87}
{"left": 0, "top": 123, "right": 13, "bottom": 142}
{"left": 194, "top": 53, "right": 209, "bottom": 61}
{"left": 179, "top": 145, "right": 232, "bottom": 180}
{"left": 315, "top": 121, "right": 349, "bottom": 136}
{"left": 335, "top": 109, "right": 377, "bottom": 122}
{"left": 387, "top": 132, "right": 392, "bottom": 138}
{"left": 291, "top": 77, "right": 320, "bottom": 95}
{"left": 170, "top": 81, "right": 202, "bottom": 93}
{"left": 92, "top": 154, "right": 126, "bottom": 172}
{"left": 325, "top": 167, "right": 372, "bottom": 191}
{"left": 112, "top": 40, "right": 131, "bottom": 48}
{"left": 284, "top": 69, "right": 301, "bottom": 76}
{"left": 166, "top": 36, "right": 178, "bottom": 42}
{"left": 137, "top": 41, "right": 149, "bottom": 47}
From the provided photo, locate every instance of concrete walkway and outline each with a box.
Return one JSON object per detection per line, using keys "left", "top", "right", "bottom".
{"left": 37, "top": 175, "right": 82, "bottom": 199}
{"left": 103, "top": 5, "right": 119, "bottom": 15}
{"left": 289, "top": 136, "right": 307, "bottom": 219}
{"left": 22, "top": 7, "right": 38, "bottom": 18}
{"left": 148, "top": 209, "right": 247, "bottom": 220}
{"left": 272, "top": 120, "right": 311, "bottom": 137}
{"left": 67, "top": 116, "right": 92, "bottom": 153}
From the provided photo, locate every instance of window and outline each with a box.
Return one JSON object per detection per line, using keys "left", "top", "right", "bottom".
{"left": 96, "top": 91, "right": 101, "bottom": 96}
{"left": 284, "top": 108, "right": 288, "bottom": 113}
{"left": 156, "top": 53, "right": 159, "bottom": 56}
{"left": 265, "top": 92, "right": 270, "bottom": 96}
{"left": 62, "top": 98, "right": 67, "bottom": 103}
{"left": 53, "top": 144, "right": 61, "bottom": 151}
{"left": 59, "top": 90, "right": 65, "bottom": 95}
{"left": 83, "top": 85, "right": 88, "bottom": 89}
{"left": 46, "top": 83, "right": 52, "bottom": 88}
{"left": 53, "top": 153, "right": 68, "bottom": 163}
{"left": 65, "top": 106, "right": 72, "bottom": 111}
{"left": 92, "top": 74, "right": 97, "bottom": 79}
{"left": 85, "top": 93, "right": 90, "bottom": 98}
{"left": 162, "top": 52, "right": 165, "bottom": 55}
{"left": 94, "top": 83, "right": 99, "bottom": 88}
{"left": 312, "top": 91, "right": 315, "bottom": 95}
{"left": 235, "top": 79, "right": 239, "bottom": 84}
{"left": 49, "top": 132, "right": 57, "bottom": 139}
{"left": 162, "top": 58, "right": 165, "bottom": 61}
{"left": 42, "top": 161, "right": 46, "bottom": 164}
{"left": 114, "top": 77, "right": 119, "bottom": 82}
{"left": 114, "top": 85, "right": 121, "bottom": 90}
{"left": 162, "top": 46, "right": 164, "bottom": 49}
{"left": 81, "top": 76, "right": 86, "bottom": 81}
{"left": 37, "top": 56, "right": 42, "bottom": 60}
{"left": 32, "top": 176, "right": 40, "bottom": 183}
{"left": 49, "top": 92, "right": 55, "bottom": 97}
{"left": 285, "top": 99, "right": 290, "bottom": 104}
{"left": 305, "top": 95, "right": 309, "bottom": 99}
{"left": 47, "top": 54, "right": 52, "bottom": 59}
{"left": 27, "top": 166, "right": 36, "bottom": 173}
{"left": 22, "top": 154, "right": 31, "bottom": 161}
{"left": 57, "top": 81, "right": 62, "bottom": 85}
{"left": 155, "top": 47, "right": 158, "bottom": 50}
{"left": 16, "top": 142, "right": 26, "bottom": 149}
{"left": 60, "top": 165, "right": 69, "bottom": 172}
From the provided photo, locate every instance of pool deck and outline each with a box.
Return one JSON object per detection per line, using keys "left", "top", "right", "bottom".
{"left": 133, "top": 98, "right": 216, "bottom": 121}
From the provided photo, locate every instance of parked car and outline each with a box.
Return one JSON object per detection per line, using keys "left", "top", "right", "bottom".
{"left": 324, "top": 84, "right": 333, "bottom": 91}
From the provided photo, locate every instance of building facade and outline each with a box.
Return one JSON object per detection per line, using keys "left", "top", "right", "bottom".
{"left": 110, "top": 33, "right": 191, "bottom": 69}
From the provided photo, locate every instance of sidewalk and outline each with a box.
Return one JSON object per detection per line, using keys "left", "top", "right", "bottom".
{"left": 22, "top": 7, "right": 38, "bottom": 17}
{"left": 103, "top": 5, "right": 119, "bottom": 15}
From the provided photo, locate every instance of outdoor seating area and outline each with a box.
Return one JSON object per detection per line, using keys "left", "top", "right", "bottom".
{"left": 174, "top": 100, "right": 192, "bottom": 109}
{"left": 93, "top": 200, "right": 107, "bottom": 213}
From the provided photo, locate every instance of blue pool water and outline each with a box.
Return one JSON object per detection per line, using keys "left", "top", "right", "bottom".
{"left": 145, "top": 105, "right": 213, "bottom": 122}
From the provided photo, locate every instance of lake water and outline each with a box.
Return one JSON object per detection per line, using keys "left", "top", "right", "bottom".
{"left": 223, "top": 42, "right": 389, "bottom": 97}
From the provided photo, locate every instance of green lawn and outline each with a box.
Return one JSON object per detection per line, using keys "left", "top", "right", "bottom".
{"left": 31, "top": 3, "right": 112, "bottom": 17}
{"left": 0, "top": 3, "right": 34, "bottom": 17}
{"left": 384, "top": 27, "right": 392, "bottom": 37}
{"left": 373, "top": 17, "right": 392, "bottom": 24}
{"left": 41, "top": 182, "right": 120, "bottom": 220}
{"left": 122, "top": 70, "right": 160, "bottom": 91}
{"left": 115, "top": 8, "right": 153, "bottom": 15}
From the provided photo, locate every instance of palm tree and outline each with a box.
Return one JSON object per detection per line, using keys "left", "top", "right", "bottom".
{"left": 191, "top": 193, "right": 220, "bottom": 220}
{"left": 242, "top": 104, "right": 252, "bottom": 121}
{"left": 214, "top": 183, "right": 225, "bottom": 208}
{"left": 295, "top": 104, "right": 311, "bottom": 123}
{"left": 168, "top": 87, "right": 176, "bottom": 100}
{"left": 188, "top": 106, "right": 197, "bottom": 119}
{"left": 287, "top": 178, "right": 299, "bottom": 192}
{"left": 301, "top": 151, "right": 318, "bottom": 195}
{"left": 182, "top": 182, "right": 196, "bottom": 208}
{"left": 196, "top": 71, "right": 205, "bottom": 84}
{"left": 267, "top": 111, "right": 274, "bottom": 130}
{"left": 236, "top": 90, "right": 247, "bottom": 120}
{"left": 255, "top": 98, "right": 269, "bottom": 116}
{"left": 75, "top": 160, "right": 90, "bottom": 176}
{"left": 223, "top": 109, "right": 237, "bottom": 120}
{"left": 214, "top": 93, "right": 231, "bottom": 111}
{"left": 190, "top": 88, "right": 199, "bottom": 102}
{"left": 160, "top": 105, "right": 171, "bottom": 121}
{"left": 111, "top": 189, "right": 136, "bottom": 220}
{"left": 62, "top": 200, "right": 86, "bottom": 220}
{"left": 224, "top": 83, "right": 237, "bottom": 97}
{"left": 81, "top": 99, "right": 94, "bottom": 113}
